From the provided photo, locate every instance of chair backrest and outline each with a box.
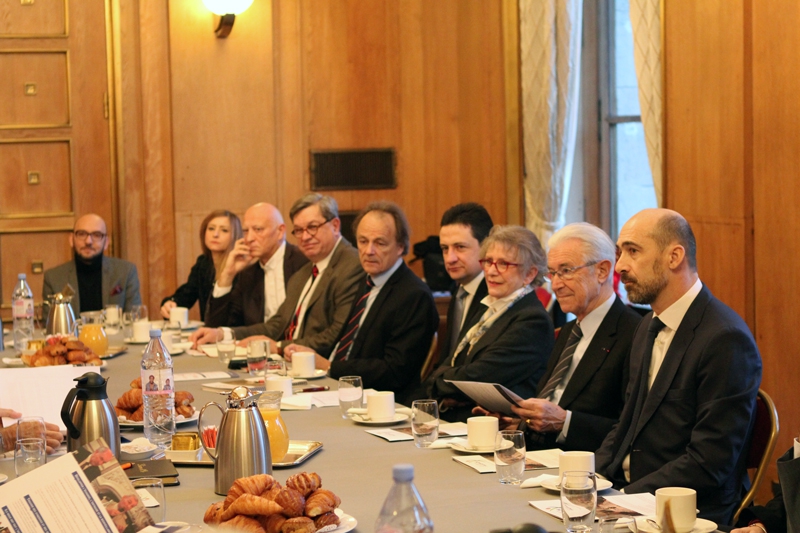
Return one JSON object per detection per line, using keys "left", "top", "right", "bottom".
{"left": 419, "top": 332, "right": 438, "bottom": 381}
{"left": 733, "top": 388, "right": 780, "bottom": 523}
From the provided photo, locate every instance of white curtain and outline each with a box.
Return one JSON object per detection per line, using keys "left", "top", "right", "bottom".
{"left": 629, "top": 0, "right": 663, "bottom": 206}
{"left": 520, "top": 0, "right": 583, "bottom": 244}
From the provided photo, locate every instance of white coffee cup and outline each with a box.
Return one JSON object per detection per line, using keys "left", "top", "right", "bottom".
{"left": 132, "top": 321, "right": 150, "bottom": 342}
{"left": 292, "top": 352, "right": 316, "bottom": 377}
{"left": 169, "top": 307, "right": 189, "bottom": 328}
{"left": 104, "top": 304, "right": 120, "bottom": 326}
{"left": 467, "top": 416, "right": 499, "bottom": 451}
{"left": 265, "top": 375, "right": 293, "bottom": 397}
{"left": 366, "top": 391, "right": 396, "bottom": 421}
{"left": 559, "top": 451, "right": 595, "bottom": 479}
{"left": 656, "top": 487, "right": 697, "bottom": 533}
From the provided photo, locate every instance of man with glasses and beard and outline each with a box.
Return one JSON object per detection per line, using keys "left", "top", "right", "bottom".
{"left": 43, "top": 214, "right": 141, "bottom": 313}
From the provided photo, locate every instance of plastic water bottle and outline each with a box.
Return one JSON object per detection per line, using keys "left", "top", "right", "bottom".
{"left": 12, "top": 273, "right": 34, "bottom": 352}
{"left": 375, "top": 464, "right": 434, "bottom": 533}
{"left": 141, "top": 329, "right": 175, "bottom": 447}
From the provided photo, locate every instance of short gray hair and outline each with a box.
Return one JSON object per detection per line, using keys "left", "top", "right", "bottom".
{"left": 353, "top": 201, "right": 411, "bottom": 255}
{"left": 548, "top": 223, "right": 616, "bottom": 268}
{"left": 480, "top": 225, "right": 547, "bottom": 286}
{"left": 289, "top": 193, "right": 339, "bottom": 222}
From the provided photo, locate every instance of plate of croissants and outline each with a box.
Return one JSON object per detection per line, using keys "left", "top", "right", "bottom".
{"left": 204, "top": 472, "right": 356, "bottom": 533}
{"left": 15, "top": 337, "right": 104, "bottom": 368}
{"left": 115, "top": 376, "right": 197, "bottom": 426}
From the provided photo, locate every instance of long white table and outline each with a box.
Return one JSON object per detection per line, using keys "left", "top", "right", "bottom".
{"left": 1, "top": 333, "right": 570, "bottom": 532}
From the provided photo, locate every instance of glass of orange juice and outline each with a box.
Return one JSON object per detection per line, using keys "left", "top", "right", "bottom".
{"left": 78, "top": 311, "right": 108, "bottom": 356}
{"left": 257, "top": 391, "right": 289, "bottom": 463}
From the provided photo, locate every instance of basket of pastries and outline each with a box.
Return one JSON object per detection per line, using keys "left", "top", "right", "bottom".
{"left": 115, "top": 376, "right": 195, "bottom": 423}
{"left": 20, "top": 336, "right": 102, "bottom": 367}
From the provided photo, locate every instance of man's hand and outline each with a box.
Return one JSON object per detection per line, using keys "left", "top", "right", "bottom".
{"left": 471, "top": 406, "right": 521, "bottom": 431}
{"left": 217, "top": 240, "right": 258, "bottom": 287}
{"left": 0, "top": 418, "right": 64, "bottom": 454}
{"left": 511, "top": 398, "right": 567, "bottom": 433}
{"left": 0, "top": 408, "right": 21, "bottom": 420}
{"left": 190, "top": 327, "right": 223, "bottom": 349}
{"left": 237, "top": 336, "right": 278, "bottom": 355}
{"left": 160, "top": 300, "right": 176, "bottom": 319}
{"left": 44, "top": 422, "right": 63, "bottom": 454}
{"left": 732, "top": 526, "right": 767, "bottom": 533}
{"left": 283, "top": 344, "right": 329, "bottom": 370}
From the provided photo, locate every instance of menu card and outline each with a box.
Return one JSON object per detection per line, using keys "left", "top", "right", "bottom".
{"left": 529, "top": 493, "right": 656, "bottom": 520}
{"left": 453, "top": 448, "right": 561, "bottom": 474}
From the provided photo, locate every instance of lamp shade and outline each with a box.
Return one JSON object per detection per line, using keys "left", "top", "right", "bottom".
{"left": 202, "top": 0, "right": 253, "bottom": 16}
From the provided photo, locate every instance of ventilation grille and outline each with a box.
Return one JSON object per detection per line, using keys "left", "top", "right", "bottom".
{"left": 311, "top": 148, "right": 396, "bottom": 190}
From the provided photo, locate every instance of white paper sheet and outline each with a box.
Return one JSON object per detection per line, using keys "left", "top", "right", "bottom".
{"left": 443, "top": 380, "right": 523, "bottom": 415}
{"left": 529, "top": 493, "right": 656, "bottom": 520}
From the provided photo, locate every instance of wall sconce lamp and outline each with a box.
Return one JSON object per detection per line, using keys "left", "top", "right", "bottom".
{"left": 202, "top": 0, "right": 254, "bottom": 38}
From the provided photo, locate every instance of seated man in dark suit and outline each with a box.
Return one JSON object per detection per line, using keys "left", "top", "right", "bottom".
{"left": 203, "top": 202, "right": 307, "bottom": 328}
{"left": 283, "top": 201, "right": 438, "bottom": 404}
{"left": 43, "top": 214, "right": 141, "bottom": 313}
{"left": 477, "top": 222, "right": 640, "bottom": 452}
{"left": 191, "top": 193, "right": 363, "bottom": 358}
{"left": 596, "top": 209, "right": 762, "bottom": 524}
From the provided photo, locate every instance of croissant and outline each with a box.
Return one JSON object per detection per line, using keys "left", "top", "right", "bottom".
{"left": 33, "top": 354, "right": 54, "bottom": 367}
{"left": 175, "top": 390, "right": 194, "bottom": 406}
{"left": 130, "top": 377, "right": 142, "bottom": 389}
{"left": 314, "top": 511, "right": 340, "bottom": 530}
{"left": 258, "top": 513, "right": 287, "bottom": 533}
{"left": 274, "top": 487, "right": 305, "bottom": 518}
{"left": 280, "top": 517, "right": 315, "bottom": 533}
{"left": 203, "top": 501, "right": 225, "bottom": 525}
{"left": 224, "top": 475, "right": 278, "bottom": 509}
{"left": 220, "top": 494, "right": 283, "bottom": 522}
{"left": 114, "top": 407, "right": 132, "bottom": 419}
{"left": 286, "top": 472, "right": 321, "bottom": 497}
{"left": 261, "top": 482, "right": 282, "bottom": 501}
{"left": 54, "top": 355, "right": 67, "bottom": 365}
{"left": 116, "top": 388, "right": 143, "bottom": 411}
{"left": 219, "top": 515, "right": 266, "bottom": 533}
{"left": 48, "top": 344, "right": 68, "bottom": 356}
{"left": 129, "top": 405, "right": 144, "bottom": 422}
{"left": 304, "top": 489, "right": 340, "bottom": 517}
{"left": 176, "top": 404, "right": 195, "bottom": 418}
{"left": 21, "top": 353, "right": 33, "bottom": 366}
{"left": 67, "top": 350, "right": 88, "bottom": 363}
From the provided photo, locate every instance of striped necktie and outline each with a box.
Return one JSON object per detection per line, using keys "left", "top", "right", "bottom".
{"left": 537, "top": 323, "right": 583, "bottom": 400}
{"left": 333, "top": 277, "right": 375, "bottom": 361}
{"left": 285, "top": 265, "right": 319, "bottom": 341}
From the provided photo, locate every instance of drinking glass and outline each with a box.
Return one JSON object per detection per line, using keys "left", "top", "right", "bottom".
{"left": 560, "top": 471, "right": 597, "bottom": 533}
{"left": 15, "top": 438, "right": 46, "bottom": 477}
{"left": 599, "top": 515, "right": 639, "bottom": 533}
{"left": 17, "top": 416, "right": 47, "bottom": 442}
{"left": 131, "top": 304, "right": 149, "bottom": 322}
{"left": 494, "top": 430, "right": 525, "bottom": 485}
{"left": 122, "top": 311, "right": 134, "bottom": 339}
{"left": 338, "top": 376, "right": 363, "bottom": 419}
{"left": 247, "top": 340, "right": 268, "bottom": 377}
{"left": 216, "top": 339, "right": 236, "bottom": 365}
{"left": 132, "top": 477, "right": 166, "bottom": 523}
{"left": 411, "top": 400, "right": 439, "bottom": 448}
{"left": 266, "top": 358, "right": 286, "bottom": 376}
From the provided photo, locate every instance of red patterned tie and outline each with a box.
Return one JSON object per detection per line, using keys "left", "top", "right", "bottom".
{"left": 333, "top": 277, "right": 374, "bottom": 361}
{"left": 285, "top": 265, "right": 319, "bottom": 341}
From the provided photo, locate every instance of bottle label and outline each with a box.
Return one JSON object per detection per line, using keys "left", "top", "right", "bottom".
{"left": 12, "top": 298, "right": 34, "bottom": 319}
{"left": 141, "top": 368, "right": 175, "bottom": 395}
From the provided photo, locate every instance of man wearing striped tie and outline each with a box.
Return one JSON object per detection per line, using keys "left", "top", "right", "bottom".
{"left": 284, "top": 201, "right": 438, "bottom": 404}
{"left": 478, "top": 222, "right": 640, "bottom": 452}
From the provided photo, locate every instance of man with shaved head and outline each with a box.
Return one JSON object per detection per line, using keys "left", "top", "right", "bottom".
{"left": 203, "top": 202, "right": 308, "bottom": 328}
{"left": 43, "top": 214, "right": 141, "bottom": 313}
{"left": 595, "top": 208, "right": 762, "bottom": 524}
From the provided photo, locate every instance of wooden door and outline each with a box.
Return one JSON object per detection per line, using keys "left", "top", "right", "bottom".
{"left": 0, "top": 0, "right": 115, "bottom": 320}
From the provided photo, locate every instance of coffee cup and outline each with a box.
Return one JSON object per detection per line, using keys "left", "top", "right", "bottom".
{"left": 467, "top": 416, "right": 499, "bottom": 451}
{"left": 265, "top": 375, "right": 293, "bottom": 397}
{"left": 656, "top": 487, "right": 696, "bottom": 533}
{"left": 559, "top": 451, "right": 595, "bottom": 479}
{"left": 132, "top": 321, "right": 150, "bottom": 343}
{"left": 104, "top": 304, "right": 120, "bottom": 326}
{"left": 292, "top": 352, "right": 316, "bottom": 377}
{"left": 169, "top": 307, "right": 189, "bottom": 329}
{"left": 366, "top": 391, "right": 395, "bottom": 421}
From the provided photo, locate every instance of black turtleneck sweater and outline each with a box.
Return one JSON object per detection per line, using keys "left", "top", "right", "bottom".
{"left": 75, "top": 252, "right": 103, "bottom": 312}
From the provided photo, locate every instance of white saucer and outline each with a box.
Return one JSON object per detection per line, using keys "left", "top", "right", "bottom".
{"left": 289, "top": 369, "right": 327, "bottom": 380}
{"left": 328, "top": 509, "right": 357, "bottom": 533}
{"left": 637, "top": 517, "right": 716, "bottom": 533}
{"left": 124, "top": 338, "right": 150, "bottom": 345}
{"left": 0, "top": 474, "right": 7, "bottom": 485}
{"left": 448, "top": 442, "right": 495, "bottom": 454}
{"left": 149, "top": 320, "right": 204, "bottom": 331}
{"left": 540, "top": 477, "right": 613, "bottom": 492}
{"left": 351, "top": 413, "right": 409, "bottom": 426}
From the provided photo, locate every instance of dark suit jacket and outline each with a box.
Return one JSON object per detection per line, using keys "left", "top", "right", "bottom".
{"left": 436, "top": 278, "right": 488, "bottom": 366}
{"left": 233, "top": 239, "right": 363, "bottom": 357}
{"left": 737, "top": 448, "right": 800, "bottom": 533}
{"left": 595, "top": 285, "right": 762, "bottom": 524}
{"left": 160, "top": 254, "right": 215, "bottom": 322}
{"left": 328, "top": 263, "right": 439, "bottom": 405}
{"left": 204, "top": 243, "right": 307, "bottom": 328}
{"left": 427, "top": 290, "right": 554, "bottom": 423}
{"left": 527, "top": 296, "right": 640, "bottom": 452}
{"left": 43, "top": 256, "right": 142, "bottom": 313}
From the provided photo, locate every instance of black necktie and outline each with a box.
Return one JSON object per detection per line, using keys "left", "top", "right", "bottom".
{"left": 333, "top": 277, "right": 374, "bottom": 362}
{"left": 538, "top": 323, "right": 583, "bottom": 400}
{"left": 286, "top": 265, "right": 319, "bottom": 341}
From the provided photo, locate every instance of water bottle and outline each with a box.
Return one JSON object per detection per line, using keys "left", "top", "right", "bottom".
{"left": 375, "top": 464, "right": 434, "bottom": 533}
{"left": 12, "top": 273, "right": 34, "bottom": 352}
{"left": 141, "top": 329, "right": 175, "bottom": 447}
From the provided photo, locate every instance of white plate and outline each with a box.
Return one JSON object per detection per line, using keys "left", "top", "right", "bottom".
{"left": 637, "top": 517, "right": 716, "bottom": 533}
{"left": 149, "top": 320, "right": 204, "bottom": 331}
{"left": 540, "top": 477, "right": 613, "bottom": 492}
{"left": 351, "top": 413, "right": 409, "bottom": 426}
{"left": 120, "top": 447, "right": 158, "bottom": 461}
{"left": 288, "top": 368, "right": 327, "bottom": 380}
{"left": 0, "top": 474, "right": 7, "bottom": 485}
{"left": 2, "top": 357, "right": 106, "bottom": 370}
{"left": 448, "top": 442, "right": 496, "bottom": 454}
{"left": 329, "top": 509, "right": 357, "bottom": 533}
{"left": 124, "top": 338, "right": 150, "bottom": 345}
{"left": 119, "top": 411, "right": 200, "bottom": 428}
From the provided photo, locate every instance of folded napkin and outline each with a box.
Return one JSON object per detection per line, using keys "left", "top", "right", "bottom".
{"left": 520, "top": 473, "right": 558, "bottom": 489}
{"left": 281, "top": 394, "right": 312, "bottom": 410}
{"left": 429, "top": 437, "right": 469, "bottom": 449}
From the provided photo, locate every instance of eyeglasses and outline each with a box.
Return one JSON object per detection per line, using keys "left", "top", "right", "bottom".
{"left": 547, "top": 261, "right": 597, "bottom": 281}
{"left": 73, "top": 230, "right": 106, "bottom": 240}
{"left": 479, "top": 258, "right": 521, "bottom": 273}
{"left": 291, "top": 218, "right": 332, "bottom": 238}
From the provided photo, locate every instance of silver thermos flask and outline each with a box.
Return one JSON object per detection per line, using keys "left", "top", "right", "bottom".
{"left": 61, "top": 372, "right": 121, "bottom": 458}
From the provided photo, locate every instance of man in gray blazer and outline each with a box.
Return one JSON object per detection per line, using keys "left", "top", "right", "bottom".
{"left": 191, "top": 194, "right": 363, "bottom": 358}
{"left": 43, "top": 214, "right": 142, "bottom": 313}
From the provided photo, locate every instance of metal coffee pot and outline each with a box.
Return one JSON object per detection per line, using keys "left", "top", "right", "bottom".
{"left": 61, "top": 372, "right": 121, "bottom": 458}
{"left": 45, "top": 293, "right": 77, "bottom": 336}
{"left": 199, "top": 386, "right": 271, "bottom": 495}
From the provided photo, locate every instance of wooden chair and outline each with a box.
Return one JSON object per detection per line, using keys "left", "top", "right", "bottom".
{"left": 419, "top": 333, "right": 438, "bottom": 381}
{"left": 733, "top": 388, "right": 780, "bottom": 523}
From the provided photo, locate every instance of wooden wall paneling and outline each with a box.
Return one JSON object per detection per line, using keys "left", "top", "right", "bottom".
{"left": 0, "top": 232, "right": 71, "bottom": 306}
{"left": 0, "top": 51, "right": 69, "bottom": 127}
{"left": 502, "top": 0, "right": 522, "bottom": 225}
{"left": 0, "top": 140, "right": 71, "bottom": 215}
{"left": 0, "top": 0, "right": 66, "bottom": 37}
{"left": 752, "top": 0, "right": 800, "bottom": 503}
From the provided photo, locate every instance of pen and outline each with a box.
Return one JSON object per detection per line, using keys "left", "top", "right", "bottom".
{"left": 121, "top": 462, "right": 133, "bottom": 470}
{"left": 299, "top": 386, "right": 329, "bottom": 393}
